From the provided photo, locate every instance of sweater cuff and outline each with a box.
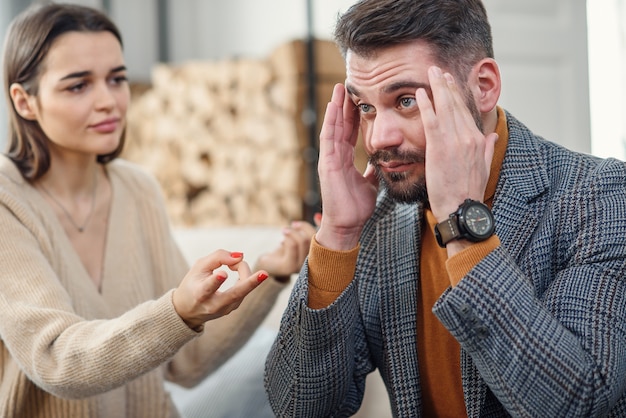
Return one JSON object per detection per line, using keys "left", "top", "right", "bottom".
{"left": 166, "top": 289, "right": 206, "bottom": 334}
{"left": 445, "top": 235, "right": 500, "bottom": 287}
{"left": 307, "top": 236, "right": 359, "bottom": 309}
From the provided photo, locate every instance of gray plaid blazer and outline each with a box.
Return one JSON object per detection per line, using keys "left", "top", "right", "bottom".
{"left": 265, "top": 111, "right": 626, "bottom": 417}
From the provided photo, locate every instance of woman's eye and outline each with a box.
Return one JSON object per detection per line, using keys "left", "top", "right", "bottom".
{"left": 111, "top": 75, "right": 128, "bottom": 85}
{"left": 400, "top": 97, "right": 417, "bottom": 108}
{"left": 67, "top": 83, "right": 86, "bottom": 92}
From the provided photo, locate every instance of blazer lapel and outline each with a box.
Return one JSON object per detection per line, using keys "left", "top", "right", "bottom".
{"left": 493, "top": 112, "right": 550, "bottom": 263}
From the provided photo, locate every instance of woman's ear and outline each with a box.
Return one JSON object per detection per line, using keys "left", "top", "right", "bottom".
{"left": 9, "top": 83, "right": 37, "bottom": 120}
{"left": 471, "top": 58, "right": 501, "bottom": 113}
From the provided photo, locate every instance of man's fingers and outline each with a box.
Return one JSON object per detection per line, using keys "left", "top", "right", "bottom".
{"left": 416, "top": 87, "right": 436, "bottom": 134}
{"left": 320, "top": 84, "right": 345, "bottom": 144}
{"left": 342, "top": 84, "right": 360, "bottom": 146}
{"left": 427, "top": 66, "right": 456, "bottom": 128}
{"left": 320, "top": 83, "right": 360, "bottom": 155}
{"left": 443, "top": 72, "right": 483, "bottom": 143}
{"left": 331, "top": 82, "right": 346, "bottom": 108}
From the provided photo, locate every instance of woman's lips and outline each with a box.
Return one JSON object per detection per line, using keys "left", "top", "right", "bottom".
{"left": 90, "top": 118, "right": 119, "bottom": 133}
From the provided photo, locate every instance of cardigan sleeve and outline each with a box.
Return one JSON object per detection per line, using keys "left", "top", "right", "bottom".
{"left": 0, "top": 159, "right": 288, "bottom": 399}
{"left": 107, "top": 161, "right": 290, "bottom": 388}
{"left": 0, "top": 160, "right": 213, "bottom": 399}
{"left": 0, "top": 197, "right": 199, "bottom": 399}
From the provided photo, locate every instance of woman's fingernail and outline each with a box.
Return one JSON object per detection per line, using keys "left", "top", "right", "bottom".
{"left": 258, "top": 273, "right": 269, "bottom": 283}
{"left": 230, "top": 252, "right": 243, "bottom": 258}
{"left": 216, "top": 272, "right": 228, "bottom": 282}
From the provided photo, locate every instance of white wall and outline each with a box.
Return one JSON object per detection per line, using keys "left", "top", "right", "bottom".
{"left": 57, "top": 0, "right": 356, "bottom": 82}
{"left": 484, "top": 0, "right": 591, "bottom": 154}
{"left": 139, "top": 0, "right": 357, "bottom": 80}
{"left": 587, "top": 0, "right": 626, "bottom": 160}
{"left": 0, "top": 0, "right": 355, "bottom": 151}
{"left": 1, "top": 1, "right": 620, "bottom": 158}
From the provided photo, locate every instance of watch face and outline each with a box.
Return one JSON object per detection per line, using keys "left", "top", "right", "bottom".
{"left": 462, "top": 203, "right": 494, "bottom": 239}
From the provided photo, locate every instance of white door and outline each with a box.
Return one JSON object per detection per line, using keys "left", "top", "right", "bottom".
{"left": 483, "top": 0, "right": 591, "bottom": 154}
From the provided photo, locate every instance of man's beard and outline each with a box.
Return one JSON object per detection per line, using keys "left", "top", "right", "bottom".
{"left": 370, "top": 149, "right": 428, "bottom": 203}
{"left": 369, "top": 92, "right": 483, "bottom": 204}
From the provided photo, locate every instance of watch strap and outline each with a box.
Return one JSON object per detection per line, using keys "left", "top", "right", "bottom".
{"left": 434, "top": 215, "right": 460, "bottom": 248}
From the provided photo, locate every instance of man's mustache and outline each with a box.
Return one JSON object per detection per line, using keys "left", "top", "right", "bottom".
{"left": 368, "top": 149, "right": 425, "bottom": 165}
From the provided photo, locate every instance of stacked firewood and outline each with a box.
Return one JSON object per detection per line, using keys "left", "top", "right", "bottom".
{"left": 124, "top": 39, "right": 350, "bottom": 227}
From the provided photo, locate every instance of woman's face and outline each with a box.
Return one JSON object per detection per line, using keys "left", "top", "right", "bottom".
{"left": 26, "top": 30, "right": 129, "bottom": 159}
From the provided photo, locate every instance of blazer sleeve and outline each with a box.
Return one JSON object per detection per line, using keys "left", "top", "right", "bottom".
{"left": 434, "top": 157, "right": 626, "bottom": 417}
{"left": 264, "top": 261, "right": 375, "bottom": 417}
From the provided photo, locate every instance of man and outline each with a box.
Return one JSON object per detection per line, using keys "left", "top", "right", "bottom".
{"left": 264, "top": 0, "right": 626, "bottom": 416}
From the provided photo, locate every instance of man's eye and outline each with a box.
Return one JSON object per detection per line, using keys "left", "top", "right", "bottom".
{"left": 400, "top": 97, "right": 417, "bottom": 108}
{"left": 359, "top": 103, "right": 373, "bottom": 113}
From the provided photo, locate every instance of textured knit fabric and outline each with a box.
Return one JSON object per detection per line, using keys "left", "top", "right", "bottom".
{"left": 0, "top": 156, "right": 286, "bottom": 418}
{"left": 418, "top": 209, "right": 466, "bottom": 417}
{"left": 265, "top": 110, "right": 626, "bottom": 417}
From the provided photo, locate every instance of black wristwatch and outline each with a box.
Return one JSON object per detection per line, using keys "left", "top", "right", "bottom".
{"left": 434, "top": 199, "right": 495, "bottom": 248}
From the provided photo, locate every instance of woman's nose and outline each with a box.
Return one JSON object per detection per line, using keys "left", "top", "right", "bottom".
{"left": 94, "top": 82, "right": 116, "bottom": 110}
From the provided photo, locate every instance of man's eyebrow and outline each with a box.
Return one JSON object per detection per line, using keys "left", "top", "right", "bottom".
{"left": 346, "top": 81, "right": 432, "bottom": 98}
{"left": 383, "top": 81, "right": 431, "bottom": 95}
{"left": 345, "top": 84, "right": 360, "bottom": 97}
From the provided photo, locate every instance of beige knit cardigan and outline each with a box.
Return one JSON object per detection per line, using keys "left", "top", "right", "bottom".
{"left": 0, "top": 155, "right": 286, "bottom": 417}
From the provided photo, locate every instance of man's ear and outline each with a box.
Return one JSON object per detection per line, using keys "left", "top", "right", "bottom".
{"left": 9, "top": 83, "right": 37, "bottom": 120}
{"left": 470, "top": 58, "right": 501, "bottom": 113}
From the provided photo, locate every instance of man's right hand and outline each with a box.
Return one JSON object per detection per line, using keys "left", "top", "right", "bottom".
{"left": 316, "top": 83, "right": 378, "bottom": 251}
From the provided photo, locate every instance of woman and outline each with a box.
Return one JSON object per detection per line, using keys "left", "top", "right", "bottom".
{"left": 0, "top": 3, "right": 312, "bottom": 416}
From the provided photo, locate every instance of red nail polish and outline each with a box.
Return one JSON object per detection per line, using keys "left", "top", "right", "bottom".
{"left": 230, "top": 252, "right": 243, "bottom": 258}
{"left": 257, "top": 273, "right": 268, "bottom": 283}
{"left": 216, "top": 272, "right": 228, "bottom": 282}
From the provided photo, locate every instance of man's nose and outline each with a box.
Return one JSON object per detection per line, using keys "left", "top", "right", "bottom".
{"left": 368, "top": 111, "right": 404, "bottom": 151}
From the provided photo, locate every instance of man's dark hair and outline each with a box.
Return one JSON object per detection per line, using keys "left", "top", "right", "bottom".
{"left": 334, "top": 0, "right": 494, "bottom": 82}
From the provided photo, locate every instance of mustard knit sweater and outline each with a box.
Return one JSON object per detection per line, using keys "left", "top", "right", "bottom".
{"left": 0, "top": 155, "right": 285, "bottom": 417}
